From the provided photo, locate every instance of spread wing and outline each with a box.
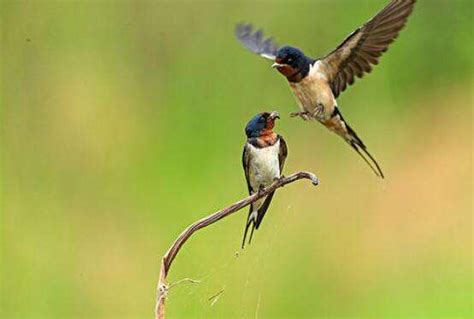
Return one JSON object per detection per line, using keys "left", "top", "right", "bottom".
{"left": 242, "top": 143, "right": 253, "bottom": 194}
{"left": 321, "top": 0, "right": 416, "bottom": 98}
{"left": 235, "top": 23, "right": 280, "bottom": 60}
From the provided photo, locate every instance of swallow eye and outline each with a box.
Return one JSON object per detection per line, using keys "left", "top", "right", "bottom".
{"left": 258, "top": 117, "right": 265, "bottom": 123}
{"left": 287, "top": 57, "right": 293, "bottom": 63}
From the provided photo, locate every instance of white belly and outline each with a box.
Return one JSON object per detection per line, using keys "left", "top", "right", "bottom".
{"left": 248, "top": 140, "right": 281, "bottom": 193}
{"left": 289, "top": 61, "right": 336, "bottom": 115}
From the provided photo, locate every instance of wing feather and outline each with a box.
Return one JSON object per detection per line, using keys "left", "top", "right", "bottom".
{"left": 278, "top": 135, "right": 288, "bottom": 172}
{"left": 242, "top": 143, "right": 253, "bottom": 194}
{"left": 322, "top": 0, "right": 416, "bottom": 98}
{"left": 235, "top": 23, "right": 279, "bottom": 60}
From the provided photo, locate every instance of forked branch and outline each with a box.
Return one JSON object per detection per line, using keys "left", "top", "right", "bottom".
{"left": 155, "top": 171, "right": 319, "bottom": 319}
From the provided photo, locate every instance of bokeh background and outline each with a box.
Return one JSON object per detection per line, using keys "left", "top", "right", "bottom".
{"left": 1, "top": 0, "right": 472, "bottom": 318}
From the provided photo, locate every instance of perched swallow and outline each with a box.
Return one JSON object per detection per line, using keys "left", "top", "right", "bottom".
{"left": 235, "top": 0, "right": 417, "bottom": 178}
{"left": 242, "top": 111, "right": 287, "bottom": 248}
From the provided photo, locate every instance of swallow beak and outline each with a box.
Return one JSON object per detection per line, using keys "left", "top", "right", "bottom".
{"left": 271, "top": 62, "right": 283, "bottom": 68}
{"left": 269, "top": 111, "right": 280, "bottom": 120}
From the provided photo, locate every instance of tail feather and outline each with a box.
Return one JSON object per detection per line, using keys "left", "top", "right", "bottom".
{"left": 331, "top": 107, "right": 384, "bottom": 178}
{"left": 248, "top": 223, "right": 256, "bottom": 245}
{"left": 345, "top": 124, "right": 385, "bottom": 178}
{"left": 254, "top": 192, "right": 275, "bottom": 229}
{"left": 241, "top": 191, "right": 276, "bottom": 248}
{"left": 241, "top": 210, "right": 257, "bottom": 249}
{"left": 349, "top": 140, "right": 385, "bottom": 178}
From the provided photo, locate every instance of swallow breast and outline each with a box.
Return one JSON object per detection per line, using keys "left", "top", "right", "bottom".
{"left": 289, "top": 61, "right": 336, "bottom": 118}
{"left": 248, "top": 139, "right": 281, "bottom": 193}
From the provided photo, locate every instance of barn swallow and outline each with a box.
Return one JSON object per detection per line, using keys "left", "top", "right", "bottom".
{"left": 242, "top": 111, "right": 287, "bottom": 248}
{"left": 235, "top": 0, "right": 417, "bottom": 178}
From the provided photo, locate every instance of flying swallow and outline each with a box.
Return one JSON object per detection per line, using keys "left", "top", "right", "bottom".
{"left": 235, "top": 0, "right": 417, "bottom": 178}
{"left": 242, "top": 111, "right": 287, "bottom": 248}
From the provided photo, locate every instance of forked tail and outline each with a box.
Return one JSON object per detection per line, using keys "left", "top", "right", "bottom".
{"left": 241, "top": 192, "right": 275, "bottom": 248}
{"left": 332, "top": 108, "right": 384, "bottom": 178}
{"left": 345, "top": 123, "right": 384, "bottom": 178}
{"left": 241, "top": 210, "right": 257, "bottom": 249}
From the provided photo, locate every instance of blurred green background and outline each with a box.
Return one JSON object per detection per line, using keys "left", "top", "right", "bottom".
{"left": 1, "top": 0, "right": 472, "bottom": 318}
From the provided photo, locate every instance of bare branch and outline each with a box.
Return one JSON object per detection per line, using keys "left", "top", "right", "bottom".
{"left": 155, "top": 171, "right": 319, "bottom": 319}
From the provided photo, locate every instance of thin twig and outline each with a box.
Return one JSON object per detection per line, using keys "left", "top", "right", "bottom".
{"left": 208, "top": 288, "right": 225, "bottom": 306}
{"left": 155, "top": 171, "right": 319, "bottom": 319}
{"left": 255, "top": 292, "right": 262, "bottom": 319}
{"left": 168, "top": 278, "right": 201, "bottom": 290}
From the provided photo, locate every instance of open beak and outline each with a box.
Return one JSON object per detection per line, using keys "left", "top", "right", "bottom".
{"left": 269, "top": 111, "right": 280, "bottom": 120}
{"left": 271, "top": 62, "right": 283, "bottom": 68}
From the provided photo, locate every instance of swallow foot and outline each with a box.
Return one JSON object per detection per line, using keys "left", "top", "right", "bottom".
{"left": 257, "top": 185, "right": 266, "bottom": 196}
{"left": 313, "top": 103, "right": 325, "bottom": 120}
{"left": 290, "top": 111, "right": 310, "bottom": 120}
{"left": 275, "top": 175, "right": 286, "bottom": 186}
{"left": 273, "top": 175, "right": 285, "bottom": 182}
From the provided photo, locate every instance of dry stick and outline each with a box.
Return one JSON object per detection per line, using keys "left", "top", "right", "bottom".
{"left": 155, "top": 171, "right": 319, "bottom": 319}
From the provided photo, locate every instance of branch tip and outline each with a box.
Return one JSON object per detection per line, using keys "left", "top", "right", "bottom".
{"left": 310, "top": 174, "right": 319, "bottom": 186}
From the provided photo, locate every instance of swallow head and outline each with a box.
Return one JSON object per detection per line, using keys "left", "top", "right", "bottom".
{"left": 245, "top": 111, "right": 280, "bottom": 138}
{"left": 272, "top": 46, "right": 311, "bottom": 82}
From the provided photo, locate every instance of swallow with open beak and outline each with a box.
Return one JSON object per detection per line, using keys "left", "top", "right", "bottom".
{"left": 235, "top": 0, "right": 417, "bottom": 178}
{"left": 242, "top": 111, "right": 287, "bottom": 248}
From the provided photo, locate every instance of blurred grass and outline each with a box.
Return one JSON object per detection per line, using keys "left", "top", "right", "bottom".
{"left": 1, "top": 0, "right": 472, "bottom": 318}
